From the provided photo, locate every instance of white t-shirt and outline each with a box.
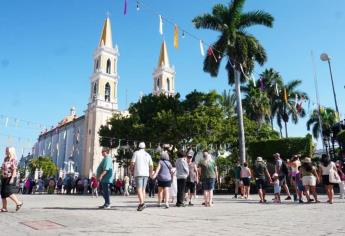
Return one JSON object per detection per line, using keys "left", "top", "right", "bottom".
{"left": 131, "top": 149, "right": 153, "bottom": 177}
{"left": 319, "top": 161, "right": 336, "bottom": 175}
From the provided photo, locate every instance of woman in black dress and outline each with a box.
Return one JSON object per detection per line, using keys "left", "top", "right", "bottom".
{"left": 1, "top": 147, "right": 23, "bottom": 212}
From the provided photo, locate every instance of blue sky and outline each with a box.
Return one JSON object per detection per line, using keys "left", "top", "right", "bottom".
{"left": 1, "top": 0, "right": 344, "bottom": 156}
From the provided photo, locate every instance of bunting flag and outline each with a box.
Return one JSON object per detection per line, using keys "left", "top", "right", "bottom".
{"left": 173, "top": 24, "right": 178, "bottom": 49}
{"left": 5, "top": 117, "right": 8, "bottom": 127}
{"left": 199, "top": 40, "right": 205, "bottom": 56}
{"left": 124, "top": 0, "right": 127, "bottom": 15}
{"left": 136, "top": 0, "right": 140, "bottom": 11}
{"left": 275, "top": 83, "right": 279, "bottom": 96}
{"left": 294, "top": 94, "right": 298, "bottom": 108}
{"left": 159, "top": 15, "right": 163, "bottom": 35}
{"left": 297, "top": 102, "right": 303, "bottom": 113}
{"left": 283, "top": 89, "right": 288, "bottom": 103}
{"left": 207, "top": 47, "right": 217, "bottom": 62}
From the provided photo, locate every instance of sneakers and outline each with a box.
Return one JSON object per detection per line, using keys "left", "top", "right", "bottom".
{"left": 164, "top": 203, "right": 169, "bottom": 209}
{"left": 99, "top": 204, "right": 110, "bottom": 209}
{"left": 285, "top": 196, "right": 292, "bottom": 200}
{"left": 188, "top": 202, "right": 194, "bottom": 206}
{"left": 176, "top": 203, "right": 186, "bottom": 207}
{"left": 137, "top": 203, "right": 146, "bottom": 211}
{"left": 299, "top": 199, "right": 304, "bottom": 204}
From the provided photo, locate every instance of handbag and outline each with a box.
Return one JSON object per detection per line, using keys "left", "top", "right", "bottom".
{"left": 329, "top": 168, "right": 341, "bottom": 184}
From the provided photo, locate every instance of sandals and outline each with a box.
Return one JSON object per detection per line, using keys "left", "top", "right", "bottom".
{"left": 1, "top": 208, "right": 8, "bottom": 212}
{"left": 16, "top": 203, "right": 23, "bottom": 211}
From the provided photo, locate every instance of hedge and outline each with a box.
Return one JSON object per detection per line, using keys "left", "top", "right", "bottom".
{"left": 247, "top": 134, "right": 313, "bottom": 164}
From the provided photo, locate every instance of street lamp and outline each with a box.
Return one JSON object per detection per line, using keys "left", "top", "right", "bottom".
{"left": 320, "top": 53, "right": 339, "bottom": 115}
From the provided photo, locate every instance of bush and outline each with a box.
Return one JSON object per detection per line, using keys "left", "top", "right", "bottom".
{"left": 247, "top": 135, "right": 314, "bottom": 164}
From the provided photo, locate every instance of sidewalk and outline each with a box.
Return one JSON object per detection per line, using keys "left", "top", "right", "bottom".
{"left": 0, "top": 194, "right": 344, "bottom": 236}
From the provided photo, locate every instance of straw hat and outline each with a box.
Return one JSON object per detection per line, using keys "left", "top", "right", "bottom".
{"left": 256, "top": 156, "right": 263, "bottom": 162}
{"left": 303, "top": 157, "right": 312, "bottom": 163}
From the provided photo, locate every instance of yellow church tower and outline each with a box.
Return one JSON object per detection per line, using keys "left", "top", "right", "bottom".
{"left": 82, "top": 17, "right": 119, "bottom": 177}
{"left": 153, "top": 41, "right": 175, "bottom": 96}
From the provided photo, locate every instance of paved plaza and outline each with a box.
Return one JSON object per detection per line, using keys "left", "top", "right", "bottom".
{"left": 0, "top": 194, "right": 345, "bottom": 236}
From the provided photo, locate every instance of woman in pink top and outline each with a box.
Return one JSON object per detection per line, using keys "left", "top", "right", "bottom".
{"left": 240, "top": 162, "right": 252, "bottom": 199}
{"left": 288, "top": 155, "right": 301, "bottom": 201}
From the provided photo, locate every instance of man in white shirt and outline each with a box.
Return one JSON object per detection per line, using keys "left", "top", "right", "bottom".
{"left": 131, "top": 142, "right": 153, "bottom": 211}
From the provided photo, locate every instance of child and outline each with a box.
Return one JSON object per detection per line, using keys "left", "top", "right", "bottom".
{"left": 272, "top": 173, "right": 281, "bottom": 203}
{"left": 296, "top": 166, "right": 305, "bottom": 203}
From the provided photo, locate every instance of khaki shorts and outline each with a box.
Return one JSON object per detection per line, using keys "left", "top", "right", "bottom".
{"left": 302, "top": 176, "right": 316, "bottom": 186}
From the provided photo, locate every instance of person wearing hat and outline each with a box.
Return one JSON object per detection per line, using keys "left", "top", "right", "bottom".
{"left": 300, "top": 157, "right": 320, "bottom": 203}
{"left": 185, "top": 150, "right": 198, "bottom": 206}
{"left": 274, "top": 153, "right": 292, "bottom": 201}
{"left": 131, "top": 142, "right": 153, "bottom": 211}
{"left": 253, "top": 157, "right": 272, "bottom": 203}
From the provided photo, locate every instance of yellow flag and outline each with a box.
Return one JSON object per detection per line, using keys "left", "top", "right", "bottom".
{"left": 284, "top": 89, "right": 288, "bottom": 103}
{"left": 174, "top": 24, "right": 178, "bottom": 49}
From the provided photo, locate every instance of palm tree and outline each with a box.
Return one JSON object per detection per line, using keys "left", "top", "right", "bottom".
{"left": 193, "top": 0, "right": 274, "bottom": 163}
{"left": 307, "top": 107, "right": 338, "bottom": 140}
{"left": 220, "top": 90, "right": 237, "bottom": 118}
{"left": 258, "top": 68, "right": 283, "bottom": 128}
{"left": 273, "top": 80, "right": 308, "bottom": 138}
{"left": 242, "top": 80, "right": 271, "bottom": 124}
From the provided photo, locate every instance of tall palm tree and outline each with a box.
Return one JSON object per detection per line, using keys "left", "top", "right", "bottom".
{"left": 242, "top": 80, "right": 271, "bottom": 124}
{"left": 273, "top": 80, "right": 308, "bottom": 138}
{"left": 307, "top": 107, "right": 338, "bottom": 140}
{"left": 193, "top": 0, "right": 274, "bottom": 163}
{"left": 259, "top": 68, "right": 284, "bottom": 128}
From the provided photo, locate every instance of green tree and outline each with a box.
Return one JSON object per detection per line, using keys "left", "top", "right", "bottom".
{"left": 307, "top": 107, "right": 338, "bottom": 140}
{"left": 28, "top": 156, "right": 58, "bottom": 178}
{"left": 192, "top": 0, "right": 274, "bottom": 163}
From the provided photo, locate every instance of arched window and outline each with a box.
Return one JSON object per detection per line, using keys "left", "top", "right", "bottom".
{"left": 93, "top": 83, "right": 97, "bottom": 100}
{"left": 167, "top": 78, "right": 170, "bottom": 91}
{"left": 157, "top": 78, "right": 160, "bottom": 89}
{"left": 106, "top": 59, "right": 111, "bottom": 74}
{"left": 105, "top": 82, "right": 111, "bottom": 102}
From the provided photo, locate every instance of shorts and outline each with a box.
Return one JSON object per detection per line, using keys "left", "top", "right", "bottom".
{"left": 185, "top": 181, "right": 196, "bottom": 193}
{"left": 241, "top": 177, "right": 250, "bottom": 187}
{"left": 135, "top": 176, "right": 148, "bottom": 189}
{"left": 302, "top": 176, "right": 316, "bottom": 186}
{"left": 157, "top": 180, "right": 171, "bottom": 188}
{"left": 322, "top": 175, "right": 333, "bottom": 186}
{"left": 202, "top": 178, "right": 215, "bottom": 191}
{"left": 297, "top": 181, "right": 305, "bottom": 192}
{"left": 274, "top": 184, "right": 281, "bottom": 194}
{"left": 279, "top": 175, "right": 287, "bottom": 186}
{"left": 256, "top": 179, "right": 267, "bottom": 190}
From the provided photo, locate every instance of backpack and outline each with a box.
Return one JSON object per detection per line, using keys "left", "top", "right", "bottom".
{"left": 281, "top": 161, "right": 289, "bottom": 176}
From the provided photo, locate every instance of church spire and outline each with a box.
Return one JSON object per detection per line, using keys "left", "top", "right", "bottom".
{"left": 99, "top": 17, "right": 113, "bottom": 48}
{"left": 157, "top": 41, "right": 170, "bottom": 67}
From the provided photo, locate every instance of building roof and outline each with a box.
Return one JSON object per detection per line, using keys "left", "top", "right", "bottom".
{"left": 98, "top": 17, "right": 113, "bottom": 48}
{"left": 157, "top": 40, "right": 170, "bottom": 67}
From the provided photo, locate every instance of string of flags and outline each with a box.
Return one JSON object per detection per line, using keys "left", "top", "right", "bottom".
{"left": 0, "top": 114, "right": 52, "bottom": 131}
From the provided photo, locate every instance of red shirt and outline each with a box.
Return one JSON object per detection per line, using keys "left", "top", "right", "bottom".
{"left": 1, "top": 158, "right": 17, "bottom": 178}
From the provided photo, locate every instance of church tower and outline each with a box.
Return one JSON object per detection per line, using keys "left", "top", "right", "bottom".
{"left": 153, "top": 41, "right": 175, "bottom": 96}
{"left": 83, "top": 17, "right": 119, "bottom": 177}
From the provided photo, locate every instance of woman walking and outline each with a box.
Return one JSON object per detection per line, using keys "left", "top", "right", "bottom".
{"left": 1, "top": 147, "right": 23, "bottom": 212}
{"left": 240, "top": 162, "right": 251, "bottom": 199}
{"left": 336, "top": 161, "right": 345, "bottom": 199}
{"left": 198, "top": 150, "right": 218, "bottom": 207}
{"left": 288, "top": 155, "right": 301, "bottom": 201}
{"left": 152, "top": 152, "right": 173, "bottom": 208}
{"left": 319, "top": 154, "right": 337, "bottom": 204}
{"left": 301, "top": 157, "right": 320, "bottom": 203}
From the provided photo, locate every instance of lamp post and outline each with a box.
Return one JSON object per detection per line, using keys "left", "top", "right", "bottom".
{"left": 320, "top": 53, "right": 339, "bottom": 115}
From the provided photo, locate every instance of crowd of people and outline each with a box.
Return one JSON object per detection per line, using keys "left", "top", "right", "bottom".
{"left": 1, "top": 145, "right": 345, "bottom": 213}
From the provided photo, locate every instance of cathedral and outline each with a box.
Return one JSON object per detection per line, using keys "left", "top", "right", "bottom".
{"left": 33, "top": 17, "right": 175, "bottom": 178}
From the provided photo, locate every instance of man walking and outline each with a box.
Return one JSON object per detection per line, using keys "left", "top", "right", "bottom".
{"left": 253, "top": 157, "right": 272, "bottom": 203}
{"left": 96, "top": 147, "right": 114, "bottom": 209}
{"left": 274, "top": 153, "right": 292, "bottom": 200}
{"left": 175, "top": 151, "right": 189, "bottom": 207}
{"left": 185, "top": 150, "right": 198, "bottom": 206}
{"left": 131, "top": 142, "right": 153, "bottom": 211}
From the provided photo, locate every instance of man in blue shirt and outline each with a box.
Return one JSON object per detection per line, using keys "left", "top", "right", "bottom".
{"left": 96, "top": 147, "right": 113, "bottom": 209}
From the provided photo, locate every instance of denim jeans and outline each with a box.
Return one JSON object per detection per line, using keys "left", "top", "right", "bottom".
{"left": 101, "top": 182, "right": 110, "bottom": 206}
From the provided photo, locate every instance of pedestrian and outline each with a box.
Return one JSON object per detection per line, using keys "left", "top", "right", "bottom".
{"left": 287, "top": 155, "right": 301, "bottom": 201}
{"left": 274, "top": 153, "right": 292, "bottom": 200}
{"left": 169, "top": 167, "right": 177, "bottom": 203}
{"left": 131, "top": 142, "right": 153, "bottom": 211}
{"left": 148, "top": 174, "right": 156, "bottom": 198}
{"left": 336, "top": 161, "right": 345, "bottom": 199}
{"left": 198, "top": 150, "right": 218, "bottom": 207}
{"left": 296, "top": 166, "right": 305, "bottom": 203}
{"left": 233, "top": 161, "right": 243, "bottom": 198}
{"left": 301, "top": 157, "right": 320, "bottom": 203}
{"left": 18, "top": 179, "right": 24, "bottom": 194}
{"left": 272, "top": 173, "right": 281, "bottom": 203}
{"left": 253, "top": 157, "right": 272, "bottom": 203}
{"left": 175, "top": 150, "right": 189, "bottom": 207}
{"left": 37, "top": 178, "right": 44, "bottom": 194}
{"left": 96, "top": 147, "right": 114, "bottom": 209}
{"left": 123, "top": 175, "right": 130, "bottom": 196}
{"left": 319, "top": 154, "right": 337, "bottom": 204}
{"left": 185, "top": 150, "right": 198, "bottom": 206}
{"left": 90, "top": 174, "right": 99, "bottom": 198}
{"left": 240, "top": 162, "right": 251, "bottom": 199}
{"left": 152, "top": 152, "right": 172, "bottom": 208}
{"left": 57, "top": 177, "right": 63, "bottom": 194}
{"left": 1, "top": 147, "right": 23, "bottom": 212}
